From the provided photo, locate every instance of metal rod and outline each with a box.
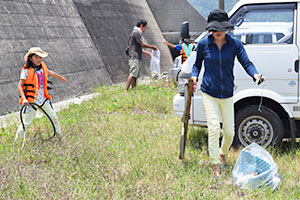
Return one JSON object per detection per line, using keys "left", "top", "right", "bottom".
{"left": 219, "top": 0, "right": 224, "bottom": 10}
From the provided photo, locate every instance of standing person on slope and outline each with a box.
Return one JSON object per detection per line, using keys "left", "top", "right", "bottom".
{"left": 125, "top": 19, "right": 157, "bottom": 93}
{"left": 191, "top": 9, "right": 265, "bottom": 179}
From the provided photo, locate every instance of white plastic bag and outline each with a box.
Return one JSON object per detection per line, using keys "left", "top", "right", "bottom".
{"left": 232, "top": 143, "right": 281, "bottom": 190}
{"left": 150, "top": 49, "right": 160, "bottom": 79}
{"left": 181, "top": 51, "right": 196, "bottom": 73}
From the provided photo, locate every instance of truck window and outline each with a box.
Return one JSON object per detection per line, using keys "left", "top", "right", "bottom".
{"left": 234, "top": 34, "right": 242, "bottom": 40}
{"left": 275, "top": 33, "right": 285, "bottom": 40}
{"left": 245, "top": 33, "right": 272, "bottom": 44}
{"left": 229, "top": 3, "right": 295, "bottom": 45}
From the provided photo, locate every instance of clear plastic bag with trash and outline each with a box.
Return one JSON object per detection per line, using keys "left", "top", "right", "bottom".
{"left": 150, "top": 49, "right": 160, "bottom": 79}
{"left": 232, "top": 143, "right": 281, "bottom": 190}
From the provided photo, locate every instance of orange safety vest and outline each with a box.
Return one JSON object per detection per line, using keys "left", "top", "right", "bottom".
{"left": 180, "top": 43, "right": 187, "bottom": 64}
{"left": 180, "top": 43, "right": 194, "bottom": 64}
{"left": 19, "top": 62, "right": 52, "bottom": 104}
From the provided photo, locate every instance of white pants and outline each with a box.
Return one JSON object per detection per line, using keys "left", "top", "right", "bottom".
{"left": 202, "top": 92, "right": 234, "bottom": 164}
{"left": 16, "top": 102, "right": 62, "bottom": 139}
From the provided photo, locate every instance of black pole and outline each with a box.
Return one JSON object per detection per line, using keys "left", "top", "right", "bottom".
{"left": 219, "top": 0, "right": 224, "bottom": 10}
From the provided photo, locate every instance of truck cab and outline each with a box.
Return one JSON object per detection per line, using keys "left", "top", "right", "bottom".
{"left": 173, "top": 0, "right": 300, "bottom": 147}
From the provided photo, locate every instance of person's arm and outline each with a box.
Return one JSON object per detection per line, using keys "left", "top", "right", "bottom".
{"left": 48, "top": 70, "right": 67, "bottom": 83}
{"left": 142, "top": 49, "right": 151, "bottom": 59}
{"left": 235, "top": 39, "right": 263, "bottom": 81}
{"left": 140, "top": 41, "right": 157, "bottom": 50}
{"left": 18, "top": 79, "right": 29, "bottom": 106}
{"left": 163, "top": 39, "right": 176, "bottom": 49}
{"left": 191, "top": 43, "right": 204, "bottom": 92}
{"left": 134, "top": 30, "right": 157, "bottom": 50}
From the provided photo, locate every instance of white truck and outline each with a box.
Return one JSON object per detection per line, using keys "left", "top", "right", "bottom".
{"left": 173, "top": 0, "right": 300, "bottom": 148}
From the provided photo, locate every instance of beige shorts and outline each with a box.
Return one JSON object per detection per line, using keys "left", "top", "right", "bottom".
{"left": 129, "top": 59, "right": 141, "bottom": 78}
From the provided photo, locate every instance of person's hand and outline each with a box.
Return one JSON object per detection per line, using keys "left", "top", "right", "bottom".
{"left": 163, "top": 39, "right": 168, "bottom": 45}
{"left": 190, "top": 77, "right": 197, "bottom": 92}
{"left": 144, "top": 51, "right": 151, "bottom": 59}
{"left": 147, "top": 52, "right": 151, "bottom": 60}
{"left": 23, "top": 99, "right": 29, "bottom": 106}
{"left": 254, "top": 74, "right": 265, "bottom": 85}
{"left": 60, "top": 76, "right": 67, "bottom": 83}
{"left": 152, "top": 46, "right": 158, "bottom": 51}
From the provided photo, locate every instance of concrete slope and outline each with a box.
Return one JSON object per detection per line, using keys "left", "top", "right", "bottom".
{"left": 0, "top": 0, "right": 174, "bottom": 116}
{"left": 0, "top": 0, "right": 112, "bottom": 115}
{"left": 146, "top": 0, "right": 207, "bottom": 59}
{"left": 73, "top": 0, "right": 173, "bottom": 83}
{"left": 146, "top": 0, "right": 206, "bottom": 39}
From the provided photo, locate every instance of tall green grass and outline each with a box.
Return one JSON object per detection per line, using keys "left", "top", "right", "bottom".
{"left": 1, "top": 79, "right": 300, "bottom": 199}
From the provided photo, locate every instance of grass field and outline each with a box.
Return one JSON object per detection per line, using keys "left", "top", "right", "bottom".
{"left": 1, "top": 79, "right": 300, "bottom": 199}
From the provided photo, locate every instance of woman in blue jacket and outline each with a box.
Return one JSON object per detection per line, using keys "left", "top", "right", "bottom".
{"left": 191, "top": 9, "right": 264, "bottom": 179}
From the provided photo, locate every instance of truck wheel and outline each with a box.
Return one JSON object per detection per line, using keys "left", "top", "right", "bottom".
{"left": 233, "top": 105, "right": 284, "bottom": 148}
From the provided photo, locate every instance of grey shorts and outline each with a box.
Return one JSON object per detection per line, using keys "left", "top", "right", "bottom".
{"left": 129, "top": 59, "right": 141, "bottom": 78}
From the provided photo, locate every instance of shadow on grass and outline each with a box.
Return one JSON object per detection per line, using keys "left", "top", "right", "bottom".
{"left": 179, "top": 155, "right": 211, "bottom": 175}
{"left": 275, "top": 140, "right": 300, "bottom": 154}
{"left": 180, "top": 158, "right": 201, "bottom": 168}
{"left": 187, "top": 127, "right": 208, "bottom": 151}
{"left": 186, "top": 126, "right": 300, "bottom": 155}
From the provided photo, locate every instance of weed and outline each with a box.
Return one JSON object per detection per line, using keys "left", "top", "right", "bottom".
{"left": 1, "top": 79, "right": 300, "bottom": 199}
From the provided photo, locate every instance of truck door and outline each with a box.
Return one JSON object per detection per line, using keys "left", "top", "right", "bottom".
{"left": 229, "top": 3, "right": 299, "bottom": 103}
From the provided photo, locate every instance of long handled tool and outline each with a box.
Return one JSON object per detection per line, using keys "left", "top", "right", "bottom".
{"left": 179, "top": 79, "right": 194, "bottom": 159}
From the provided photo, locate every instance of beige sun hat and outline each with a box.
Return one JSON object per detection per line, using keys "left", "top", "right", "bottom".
{"left": 24, "top": 47, "right": 48, "bottom": 62}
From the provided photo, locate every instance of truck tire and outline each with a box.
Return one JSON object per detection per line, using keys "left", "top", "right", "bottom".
{"left": 233, "top": 105, "right": 284, "bottom": 148}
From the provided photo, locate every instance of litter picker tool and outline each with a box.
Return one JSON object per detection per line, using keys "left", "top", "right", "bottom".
{"left": 179, "top": 78, "right": 194, "bottom": 159}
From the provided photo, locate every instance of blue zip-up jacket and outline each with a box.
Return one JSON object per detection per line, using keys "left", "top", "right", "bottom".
{"left": 192, "top": 34, "right": 258, "bottom": 99}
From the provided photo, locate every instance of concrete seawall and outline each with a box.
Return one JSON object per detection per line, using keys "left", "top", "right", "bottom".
{"left": 0, "top": 0, "right": 112, "bottom": 115}
{"left": 0, "top": 0, "right": 203, "bottom": 116}
{"left": 146, "top": 0, "right": 206, "bottom": 59}
{"left": 73, "top": 0, "right": 173, "bottom": 82}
